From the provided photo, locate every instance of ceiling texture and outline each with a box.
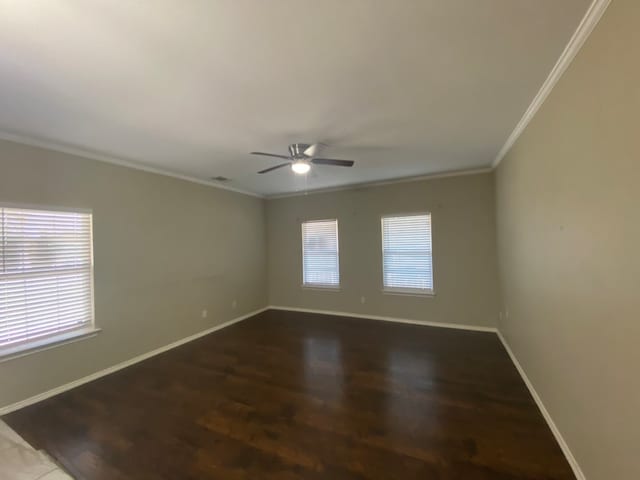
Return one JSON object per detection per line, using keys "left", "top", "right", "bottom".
{"left": 0, "top": 0, "right": 591, "bottom": 196}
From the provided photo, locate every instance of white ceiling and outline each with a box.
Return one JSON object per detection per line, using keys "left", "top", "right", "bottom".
{"left": 0, "top": 0, "right": 591, "bottom": 196}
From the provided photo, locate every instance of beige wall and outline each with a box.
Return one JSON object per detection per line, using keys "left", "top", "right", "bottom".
{"left": 0, "top": 139, "right": 268, "bottom": 408}
{"left": 267, "top": 173, "right": 500, "bottom": 327}
{"left": 495, "top": 1, "right": 640, "bottom": 478}
{"left": 3, "top": 3, "right": 638, "bottom": 476}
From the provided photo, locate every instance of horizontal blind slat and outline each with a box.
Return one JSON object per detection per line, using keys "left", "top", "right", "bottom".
{"left": 0, "top": 292, "right": 93, "bottom": 315}
{"left": 1, "top": 321, "right": 90, "bottom": 346}
{"left": 0, "top": 282, "right": 90, "bottom": 301}
{"left": 1, "top": 311, "right": 92, "bottom": 333}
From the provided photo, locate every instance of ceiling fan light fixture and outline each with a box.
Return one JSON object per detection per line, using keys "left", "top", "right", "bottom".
{"left": 291, "top": 160, "right": 310, "bottom": 174}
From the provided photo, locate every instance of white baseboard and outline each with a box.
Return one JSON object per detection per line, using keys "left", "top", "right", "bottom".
{"left": 496, "top": 331, "right": 585, "bottom": 480}
{"left": 0, "top": 307, "right": 269, "bottom": 416}
{"left": 268, "top": 305, "right": 498, "bottom": 332}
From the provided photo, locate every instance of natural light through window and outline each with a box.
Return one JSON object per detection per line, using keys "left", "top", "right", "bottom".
{"left": 301, "top": 219, "right": 339, "bottom": 288}
{"left": 381, "top": 214, "right": 433, "bottom": 294}
{"left": 0, "top": 206, "right": 95, "bottom": 357}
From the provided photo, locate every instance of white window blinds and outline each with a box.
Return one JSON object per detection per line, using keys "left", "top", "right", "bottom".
{"left": 0, "top": 206, "right": 94, "bottom": 354}
{"left": 302, "top": 219, "right": 339, "bottom": 287}
{"left": 382, "top": 214, "right": 433, "bottom": 293}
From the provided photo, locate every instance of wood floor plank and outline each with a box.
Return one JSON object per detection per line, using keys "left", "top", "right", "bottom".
{"left": 3, "top": 310, "right": 575, "bottom": 479}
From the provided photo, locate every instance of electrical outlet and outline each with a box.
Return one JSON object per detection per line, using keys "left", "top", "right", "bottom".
{"left": 360, "top": 296, "right": 366, "bottom": 304}
{"left": 201, "top": 309, "right": 208, "bottom": 319}
{"left": 232, "top": 300, "right": 237, "bottom": 309}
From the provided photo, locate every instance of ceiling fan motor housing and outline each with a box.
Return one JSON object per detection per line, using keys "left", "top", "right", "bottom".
{"left": 288, "top": 143, "right": 312, "bottom": 159}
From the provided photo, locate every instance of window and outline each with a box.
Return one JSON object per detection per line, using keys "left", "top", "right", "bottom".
{"left": 301, "top": 219, "right": 339, "bottom": 288}
{"left": 0, "top": 205, "right": 95, "bottom": 357}
{"left": 381, "top": 214, "right": 433, "bottom": 294}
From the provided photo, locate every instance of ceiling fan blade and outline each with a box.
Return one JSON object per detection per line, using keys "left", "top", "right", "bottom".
{"left": 258, "top": 162, "right": 291, "bottom": 174}
{"left": 311, "top": 158, "right": 354, "bottom": 167}
{"left": 250, "top": 151, "right": 290, "bottom": 160}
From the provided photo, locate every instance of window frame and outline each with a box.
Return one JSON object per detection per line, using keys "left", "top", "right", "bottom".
{"left": 300, "top": 218, "right": 340, "bottom": 290}
{"left": 380, "top": 212, "right": 435, "bottom": 296}
{"left": 0, "top": 202, "right": 99, "bottom": 361}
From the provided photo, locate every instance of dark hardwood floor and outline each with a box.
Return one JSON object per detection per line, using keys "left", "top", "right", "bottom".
{"left": 4, "top": 310, "right": 574, "bottom": 479}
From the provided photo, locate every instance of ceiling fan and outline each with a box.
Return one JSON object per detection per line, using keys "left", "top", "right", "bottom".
{"left": 251, "top": 143, "right": 354, "bottom": 174}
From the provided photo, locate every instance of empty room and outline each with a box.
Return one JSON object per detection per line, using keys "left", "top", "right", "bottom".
{"left": 0, "top": 1, "right": 637, "bottom": 479}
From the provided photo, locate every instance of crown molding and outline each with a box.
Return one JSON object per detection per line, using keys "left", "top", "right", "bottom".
{"left": 1, "top": 129, "right": 491, "bottom": 200}
{"left": 266, "top": 166, "right": 493, "bottom": 200}
{"left": 0, "top": 131, "right": 263, "bottom": 198}
{"left": 492, "top": 0, "right": 611, "bottom": 169}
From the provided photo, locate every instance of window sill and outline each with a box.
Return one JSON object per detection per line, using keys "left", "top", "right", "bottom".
{"left": 0, "top": 327, "right": 101, "bottom": 364}
{"left": 301, "top": 284, "right": 341, "bottom": 292}
{"left": 382, "top": 288, "right": 435, "bottom": 297}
